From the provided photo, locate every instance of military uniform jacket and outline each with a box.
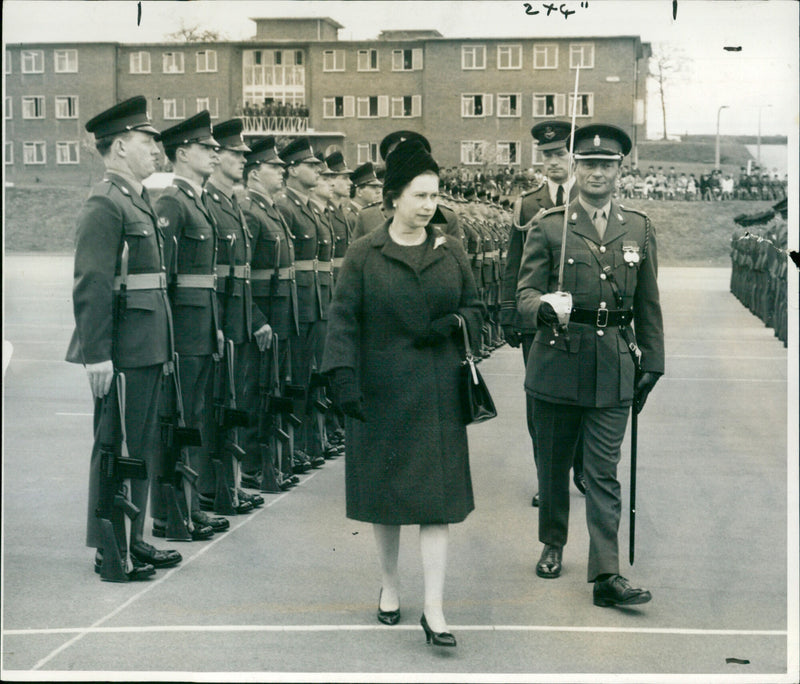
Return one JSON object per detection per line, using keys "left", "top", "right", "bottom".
{"left": 327, "top": 202, "right": 353, "bottom": 268}
{"left": 156, "top": 179, "right": 219, "bottom": 356}
{"left": 516, "top": 199, "right": 664, "bottom": 408}
{"left": 308, "top": 199, "right": 335, "bottom": 319}
{"left": 67, "top": 172, "right": 171, "bottom": 368}
{"left": 275, "top": 186, "right": 325, "bottom": 323}
{"left": 501, "top": 182, "right": 576, "bottom": 333}
{"left": 241, "top": 190, "right": 299, "bottom": 339}
{"left": 205, "top": 181, "right": 268, "bottom": 343}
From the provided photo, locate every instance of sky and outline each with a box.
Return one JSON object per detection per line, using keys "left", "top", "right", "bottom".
{"left": 3, "top": 0, "right": 798, "bottom": 139}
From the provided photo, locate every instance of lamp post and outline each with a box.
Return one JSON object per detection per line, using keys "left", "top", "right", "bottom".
{"left": 757, "top": 104, "right": 772, "bottom": 168}
{"left": 715, "top": 105, "right": 729, "bottom": 170}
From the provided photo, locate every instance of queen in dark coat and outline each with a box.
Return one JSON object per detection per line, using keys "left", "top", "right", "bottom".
{"left": 322, "top": 136, "right": 484, "bottom": 647}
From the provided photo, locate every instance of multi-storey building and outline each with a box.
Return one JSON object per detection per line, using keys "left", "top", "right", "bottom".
{"left": 4, "top": 17, "right": 650, "bottom": 185}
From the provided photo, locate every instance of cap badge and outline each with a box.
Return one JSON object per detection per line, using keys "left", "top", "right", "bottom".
{"left": 593, "top": 135, "right": 601, "bottom": 147}
{"left": 544, "top": 127, "right": 555, "bottom": 140}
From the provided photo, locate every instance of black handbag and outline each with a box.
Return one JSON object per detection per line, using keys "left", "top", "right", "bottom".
{"left": 455, "top": 315, "right": 497, "bottom": 424}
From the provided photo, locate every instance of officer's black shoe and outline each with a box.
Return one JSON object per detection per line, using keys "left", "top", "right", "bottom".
{"left": 323, "top": 444, "right": 339, "bottom": 460}
{"left": 535, "top": 544, "right": 562, "bottom": 579}
{"left": 240, "top": 471, "right": 262, "bottom": 489}
{"left": 531, "top": 492, "right": 540, "bottom": 507}
{"left": 310, "top": 453, "right": 326, "bottom": 468}
{"left": 292, "top": 450, "right": 312, "bottom": 474}
{"left": 593, "top": 574, "right": 652, "bottom": 607}
{"left": 152, "top": 519, "right": 214, "bottom": 541}
{"left": 94, "top": 551, "right": 155, "bottom": 580}
{"left": 238, "top": 489, "right": 264, "bottom": 508}
{"left": 130, "top": 541, "right": 182, "bottom": 568}
{"left": 573, "top": 471, "right": 587, "bottom": 495}
{"left": 192, "top": 510, "right": 230, "bottom": 532}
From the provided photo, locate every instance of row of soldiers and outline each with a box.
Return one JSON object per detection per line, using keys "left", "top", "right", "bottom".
{"left": 730, "top": 198, "right": 789, "bottom": 347}
{"left": 67, "top": 95, "right": 512, "bottom": 581}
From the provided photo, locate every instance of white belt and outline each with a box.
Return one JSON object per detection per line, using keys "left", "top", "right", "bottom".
{"left": 113, "top": 272, "right": 167, "bottom": 290}
{"left": 251, "top": 267, "right": 294, "bottom": 280}
{"left": 332, "top": 258, "right": 345, "bottom": 268}
{"left": 175, "top": 274, "right": 216, "bottom": 289}
{"left": 215, "top": 264, "right": 251, "bottom": 279}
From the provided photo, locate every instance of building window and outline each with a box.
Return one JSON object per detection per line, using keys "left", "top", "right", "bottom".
{"left": 23, "top": 141, "right": 46, "bottom": 164}
{"left": 497, "top": 93, "right": 521, "bottom": 117}
{"left": 5, "top": 97, "right": 12, "bottom": 120}
{"left": 460, "top": 141, "right": 486, "bottom": 165}
{"left": 568, "top": 92, "right": 594, "bottom": 117}
{"left": 163, "top": 98, "right": 185, "bottom": 120}
{"left": 5, "top": 50, "right": 11, "bottom": 74}
{"left": 163, "top": 52, "right": 185, "bottom": 74}
{"left": 497, "top": 45, "right": 522, "bottom": 70}
{"left": 196, "top": 97, "right": 219, "bottom": 118}
{"left": 357, "top": 143, "right": 379, "bottom": 164}
{"left": 5, "top": 141, "right": 13, "bottom": 165}
{"left": 533, "top": 44, "right": 558, "bottom": 69}
{"left": 130, "top": 51, "right": 151, "bottom": 74}
{"left": 461, "top": 93, "right": 493, "bottom": 118}
{"left": 21, "top": 50, "right": 44, "bottom": 73}
{"left": 569, "top": 43, "right": 594, "bottom": 69}
{"left": 392, "top": 48, "right": 422, "bottom": 71}
{"left": 357, "top": 49, "right": 379, "bottom": 72}
{"left": 532, "top": 93, "right": 566, "bottom": 117}
{"left": 322, "top": 96, "right": 354, "bottom": 118}
{"left": 22, "top": 96, "right": 45, "bottom": 119}
{"left": 461, "top": 45, "right": 486, "bottom": 70}
{"left": 56, "top": 141, "right": 80, "bottom": 164}
{"left": 323, "top": 50, "right": 345, "bottom": 72}
{"left": 54, "top": 49, "right": 78, "bottom": 73}
{"left": 391, "top": 95, "right": 421, "bottom": 118}
{"left": 55, "top": 96, "right": 79, "bottom": 119}
{"left": 497, "top": 141, "right": 520, "bottom": 165}
{"left": 357, "top": 96, "right": 389, "bottom": 119}
{"left": 196, "top": 50, "right": 217, "bottom": 73}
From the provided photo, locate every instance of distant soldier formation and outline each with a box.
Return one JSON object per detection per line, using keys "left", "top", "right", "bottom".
{"left": 730, "top": 197, "right": 789, "bottom": 347}
{"left": 67, "top": 98, "right": 513, "bottom": 581}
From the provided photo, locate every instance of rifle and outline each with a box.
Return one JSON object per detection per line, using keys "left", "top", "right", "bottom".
{"left": 283, "top": 342, "right": 308, "bottom": 475}
{"left": 257, "top": 337, "right": 291, "bottom": 492}
{"left": 159, "top": 353, "right": 202, "bottom": 540}
{"left": 95, "top": 372, "right": 148, "bottom": 582}
{"left": 212, "top": 339, "right": 249, "bottom": 514}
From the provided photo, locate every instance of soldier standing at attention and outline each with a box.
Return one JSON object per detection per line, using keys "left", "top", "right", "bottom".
{"left": 155, "top": 111, "right": 230, "bottom": 537}
{"left": 517, "top": 124, "right": 664, "bottom": 606}
{"left": 344, "top": 161, "right": 383, "bottom": 227}
{"left": 204, "top": 118, "right": 272, "bottom": 512}
{"left": 501, "top": 121, "right": 584, "bottom": 508}
{"left": 67, "top": 96, "right": 182, "bottom": 578}
{"left": 276, "top": 138, "right": 329, "bottom": 472}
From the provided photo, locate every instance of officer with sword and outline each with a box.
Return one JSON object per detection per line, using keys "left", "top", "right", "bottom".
{"left": 516, "top": 122, "right": 664, "bottom": 606}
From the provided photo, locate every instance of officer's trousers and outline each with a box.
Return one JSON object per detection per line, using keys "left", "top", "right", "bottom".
{"left": 152, "top": 354, "right": 211, "bottom": 518}
{"left": 291, "top": 320, "right": 327, "bottom": 457}
{"left": 531, "top": 398, "right": 628, "bottom": 582}
{"left": 86, "top": 364, "right": 162, "bottom": 548}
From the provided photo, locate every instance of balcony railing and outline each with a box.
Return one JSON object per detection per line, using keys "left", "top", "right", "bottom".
{"left": 241, "top": 115, "right": 308, "bottom": 135}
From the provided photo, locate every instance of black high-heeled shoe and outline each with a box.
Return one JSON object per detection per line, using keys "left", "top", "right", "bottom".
{"left": 420, "top": 614, "right": 456, "bottom": 647}
{"left": 377, "top": 589, "right": 400, "bottom": 625}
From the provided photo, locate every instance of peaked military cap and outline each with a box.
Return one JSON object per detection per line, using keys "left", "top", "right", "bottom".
{"left": 323, "top": 151, "right": 351, "bottom": 175}
{"left": 279, "top": 137, "right": 322, "bottom": 165}
{"left": 530, "top": 120, "right": 576, "bottom": 152}
{"left": 212, "top": 119, "right": 250, "bottom": 152}
{"left": 160, "top": 111, "right": 219, "bottom": 150}
{"left": 350, "top": 161, "right": 382, "bottom": 187}
{"left": 85, "top": 95, "right": 160, "bottom": 140}
{"left": 572, "top": 123, "right": 632, "bottom": 160}
{"left": 379, "top": 130, "right": 431, "bottom": 161}
{"left": 244, "top": 136, "right": 284, "bottom": 169}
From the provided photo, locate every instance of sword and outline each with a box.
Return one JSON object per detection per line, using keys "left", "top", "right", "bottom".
{"left": 629, "top": 404, "right": 638, "bottom": 565}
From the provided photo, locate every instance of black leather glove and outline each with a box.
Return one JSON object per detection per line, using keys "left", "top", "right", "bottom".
{"left": 537, "top": 301, "right": 558, "bottom": 327}
{"left": 413, "top": 313, "right": 462, "bottom": 348}
{"left": 633, "top": 371, "right": 660, "bottom": 414}
{"left": 501, "top": 324, "right": 522, "bottom": 348}
{"left": 328, "top": 368, "right": 366, "bottom": 422}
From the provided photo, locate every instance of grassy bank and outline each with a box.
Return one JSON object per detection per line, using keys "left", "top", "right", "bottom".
{"left": 3, "top": 185, "right": 775, "bottom": 266}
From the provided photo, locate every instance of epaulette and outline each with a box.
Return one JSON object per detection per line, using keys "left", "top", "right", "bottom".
{"left": 538, "top": 205, "right": 565, "bottom": 220}
{"left": 363, "top": 200, "right": 381, "bottom": 209}
{"left": 519, "top": 179, "right": 546, "bottom": 198}
{"left": 617, "top": 204, "right": 649, "bottom": 219}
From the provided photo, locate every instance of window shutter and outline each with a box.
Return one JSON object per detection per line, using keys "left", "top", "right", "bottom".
{"left": 344, "top": 96, "right": 355, "bottom": 118}
{"left": 555, "top": 94, "right": 566, "bottom": 117}
{"left": 412, "top": 95, "right": 422, "bottom": 117}
{"left": 483, "top": 94, "right": 493, "bottom": 116}
{"left": 378, "top": 96, "right": 389, "bottom": 118}
{"left": 392, "top": 50, "right": 402, "bottom": 71}
{"left": 412, "top": 48, "right": 423, "bottom": 70}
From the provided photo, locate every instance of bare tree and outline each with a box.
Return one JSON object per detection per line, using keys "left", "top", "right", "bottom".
{"left": 648, "top": 44, "right": 691, "bottom": 140}
{"left": 165, "top": 20, "right": 226, "bottom": 42}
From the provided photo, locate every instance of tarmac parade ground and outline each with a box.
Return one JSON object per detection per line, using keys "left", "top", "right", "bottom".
{"left": 2, "top": 255, "right": 797, "bottom": 681}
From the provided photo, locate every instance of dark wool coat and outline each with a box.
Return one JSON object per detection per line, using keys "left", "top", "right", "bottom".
{"left": 321, "top": 221, "right": 485, "bottom": 525}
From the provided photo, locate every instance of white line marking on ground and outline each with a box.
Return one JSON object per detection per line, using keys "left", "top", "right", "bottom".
{"left": 7, "top": 625, "right": 787, "bottom": 637}
{"left": 29, "top": 467, "right": 326, "bottom": 671}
